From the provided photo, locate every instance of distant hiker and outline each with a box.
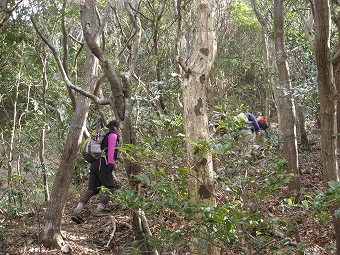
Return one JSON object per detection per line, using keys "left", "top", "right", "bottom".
{"left": 257, "top": 115, "right": 270, "bottom": 138}
{"left": 234, "top": 112, "right": 261, "bottom": 157}
{"left": 255, "top": 115, "right": 270, "bottom": 148}
{"left": 71, "top": 120, "right": 121, "bottom": 224}
{"left": 211, "top": 112, "right": 228, "bottom": 137}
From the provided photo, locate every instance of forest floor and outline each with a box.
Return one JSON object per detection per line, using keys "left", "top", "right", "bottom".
{"left": 0, "top": 140, "right": 336, "bottom": 255}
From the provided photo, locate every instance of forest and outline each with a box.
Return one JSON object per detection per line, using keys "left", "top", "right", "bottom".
{"left": 0, "top": 0, "right": 340, "bottom": 254}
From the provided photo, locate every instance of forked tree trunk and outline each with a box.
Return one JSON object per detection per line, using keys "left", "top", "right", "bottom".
{"left": 273, "top": 0, "right": 300, "bottom": 194}
{"left": 82, "top": 2, "right": 157, "bottom": 253}
{"left": 180, "top": 1, "right": 218, "bottom": 254}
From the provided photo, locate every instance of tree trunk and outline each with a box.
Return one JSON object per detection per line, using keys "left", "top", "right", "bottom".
{"left": 180, "top": 1, "right": 218, "bottom": 254}
{"left": 82, "top": 2, "right": 157, "bottom": 253}
{"left": 39, "top": 53, "right": 50, "bottom": 202}
{"left": 261, "top": 28, "right": 272, "bottom": 118}
{"left": 296, "top": 104, "right": 309, "bottom": 149}
{"left": 332, "top": 2, "right": 340, "bottom": 179}
{"left": 313, "top": 0, "right": 340, "bottom": 254}
{"left": 7, "top": 72, "right": 20, "bottom": 204}
{"left": 331, "top": 2, "right": 340, "bottom": 254}
{"left": 313, "top": 0, "right": 338, "bottom": 182}
{"left": 39, "top": 0, "right": 100, "bottom": 248}
{"left": 273, "top": 0, "right": 300, "bottom": 194}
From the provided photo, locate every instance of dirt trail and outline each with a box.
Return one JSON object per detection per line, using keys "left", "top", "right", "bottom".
{"left": 0, "top": 145, "right": 336, "bottom": 255}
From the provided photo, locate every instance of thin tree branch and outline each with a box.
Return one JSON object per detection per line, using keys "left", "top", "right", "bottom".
{"left": 250, "top": 0, "right": 268, "bottom": 29}
{"left": 105, "top": 216, "right": 117, "bottom": 247}
{"left": 31, "top": 16, "right": 109, "bottom": 106}
{"left": 124, "top": 0, "right": 141, "bottom": 74}
{"left": 61, "top": 0, "right": 77, "bottom": 108}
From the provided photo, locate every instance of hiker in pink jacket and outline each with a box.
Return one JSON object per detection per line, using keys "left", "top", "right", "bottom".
{"left": 71, "top": 120, "right": 121, "bottom": 224}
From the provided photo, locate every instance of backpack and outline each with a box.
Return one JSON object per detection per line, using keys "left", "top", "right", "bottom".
{"left": 257, "top": 116, "right": 269, "bottom": 129}
{"left": 81, "top": 127, "right": 111, "bottom": 163}
{"left": 235, "top": 112, "right": 249, "bottom": 129}
{"left": 100, "top": 130, "right": 120, "bottom": 161}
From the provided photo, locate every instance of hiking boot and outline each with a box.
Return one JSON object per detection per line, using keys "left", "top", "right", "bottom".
{"left": 71, "top": 208, "right": 85, "bottom": 224}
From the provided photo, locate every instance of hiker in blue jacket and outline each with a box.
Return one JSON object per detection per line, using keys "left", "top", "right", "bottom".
{"left": 235, "top": 112, "right": 261, "bottom": 157}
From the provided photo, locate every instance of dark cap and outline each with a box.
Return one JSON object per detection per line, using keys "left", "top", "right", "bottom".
{"left": 107, "top": 120, "right": 120, "bottom": 130}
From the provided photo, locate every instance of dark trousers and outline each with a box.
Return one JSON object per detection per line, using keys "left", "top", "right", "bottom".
{"left": 79, "top": 158, "right": 118, "bottom": 206}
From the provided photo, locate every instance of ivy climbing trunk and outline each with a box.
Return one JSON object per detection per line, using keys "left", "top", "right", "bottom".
{"left": 180, "top": 1, "right": 218, "bottom": 254}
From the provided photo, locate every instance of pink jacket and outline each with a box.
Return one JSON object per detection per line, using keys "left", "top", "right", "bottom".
{"left": 107, "top": 132, "right": 118, "bottom": 164}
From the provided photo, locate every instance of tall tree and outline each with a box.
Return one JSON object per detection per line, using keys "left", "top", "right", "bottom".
{"left": 273, "top": 0, "right": 300, "bottom": 194}
{"left": 177, "top": 1, "right": 218, "bottom": 254}
{"left": 311, "top": 0, "right": 339, "bottom": 182}
{"left": 311, "top": 0, "right": 340, "bottom": 254}
{"left": 81, "top": 1, "right": 155, "bottom": 251}
{"left": 32, "top": 0, "right": 101, "bottom": 247}
{"left": 34, "top": 0, "right": 158, "bottom": 251}
{"left": 332, "top": 1, "right": 340, "bottom": 176}
{"left": 251, "top": 0, "right": 274, "bottom": 118}
{"left": 332, "top": 2, "right": 340, "bottom": 253}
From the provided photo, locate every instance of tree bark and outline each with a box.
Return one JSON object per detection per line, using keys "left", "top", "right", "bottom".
{"left": 7, "top": 71, "right": 20, "bottom": 204}
{"left": 39, "top": 53, "right": 50, "bottom": 202}
{"left": 179, "top": 1, "right": 218, "bottom": 254}
{"left": 296, "top": 104, "right": 309, "bottom": 149}
{"left": 313, "top": 0, "right": 340, "bottom": 254}
{"left": 261, "top": 28, "right": 272, "bottom": 118}
{"left": 332, "top": 1, "right": 340, "bottom": 179}
{"left": 37, "top": 0, "right": 100, "bottom": 248}
{"left": 251, "top": 0, "right": 273, "bottom": 118}
{"left": 313, "top": 0, "right": 338, "bottom": 182}
{"left": 331, "top": 2, "right": 340, "bottom": 254}
{"left": 273, "top": 0, "right": 300, "bottom": 194}
{"left": 82, "top": 2, "right": 158, "bottom": 253}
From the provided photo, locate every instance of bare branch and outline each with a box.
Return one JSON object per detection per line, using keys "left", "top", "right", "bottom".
{"left": 61, "top": 0, "right": 77, "bottom": 108}
{"left": 124, "top": 0, "right": 142, "bottom": 73}
{"left": 250, "top": 0, "right": 268, "bottom": 28}
{"left": 31, "top": 16, "right": 108, "bottom": 106}
{"left": 105, "top": 216, "right": 117, "bottom": 247}
{"left": 175, "top": 0, "right": 189, "bottom": 74}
